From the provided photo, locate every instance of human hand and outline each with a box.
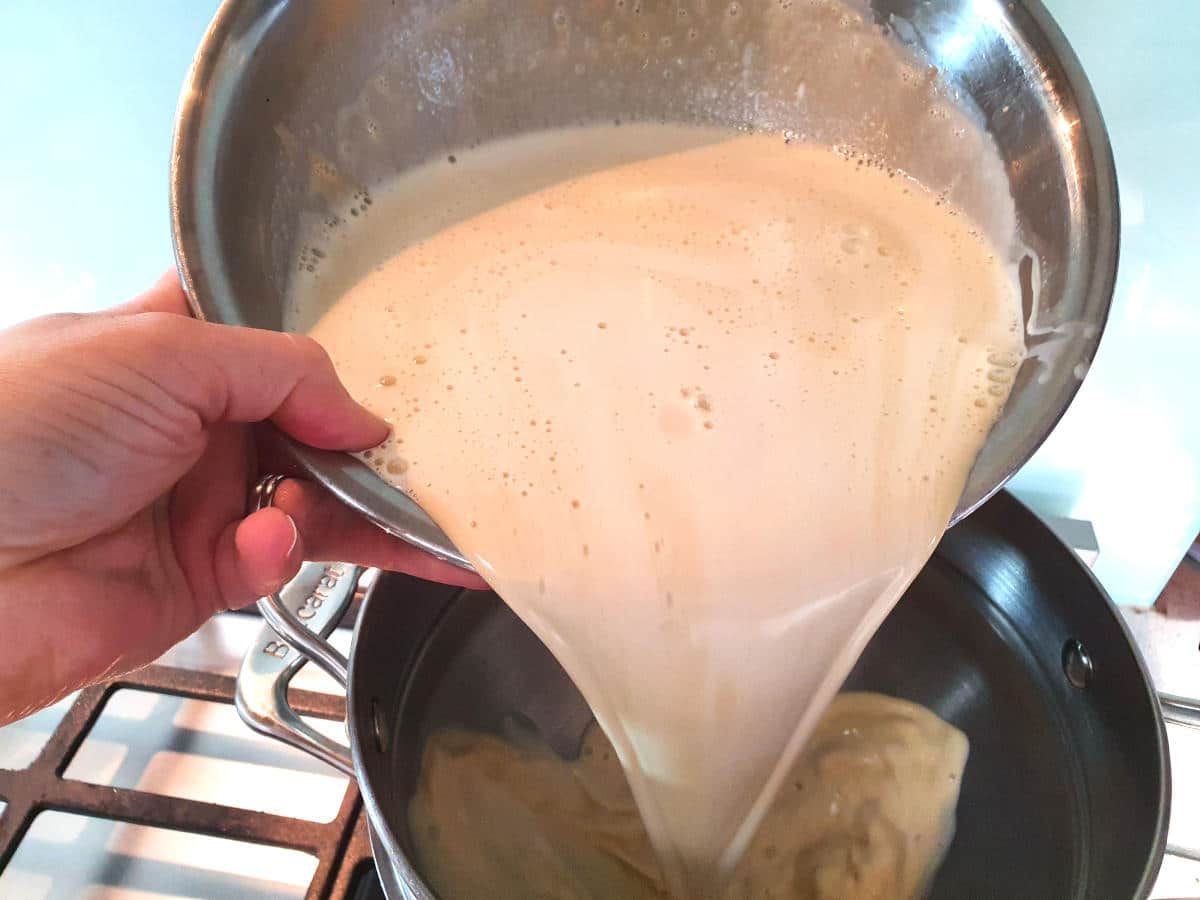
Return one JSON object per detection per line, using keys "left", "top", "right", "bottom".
{"left": 0, "top": 272, "right": 484, "bottom": 725}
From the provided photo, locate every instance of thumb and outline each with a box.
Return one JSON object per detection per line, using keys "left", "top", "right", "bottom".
{"left": 212, "top": 506, "right": 305, "bottom": 610}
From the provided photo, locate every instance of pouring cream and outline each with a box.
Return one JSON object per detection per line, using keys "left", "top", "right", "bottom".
{"left": 290, "top": 123, "right": 1023, "bottom": 895}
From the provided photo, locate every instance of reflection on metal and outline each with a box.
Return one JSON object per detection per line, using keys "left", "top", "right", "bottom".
{"left": 1062, "top": 638, "right": 1095, "bottom": 689}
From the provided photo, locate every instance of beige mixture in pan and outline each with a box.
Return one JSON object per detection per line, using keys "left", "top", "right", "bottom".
{"left": 410, "top": 693, "right": 968, "bottom": 900}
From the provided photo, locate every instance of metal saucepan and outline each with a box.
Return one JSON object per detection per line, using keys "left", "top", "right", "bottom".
{"left": 171, "top": 0, "right": 1117, "bottom": 569}
{"left": 236, "top": 490, "right": 1169, "bottom": 898}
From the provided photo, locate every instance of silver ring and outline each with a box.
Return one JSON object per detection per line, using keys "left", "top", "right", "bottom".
{"left": 251, "top": 473, "right": 287, "bottom": 515}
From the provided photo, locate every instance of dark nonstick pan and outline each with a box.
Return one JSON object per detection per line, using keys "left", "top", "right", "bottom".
{"left": 238, "top": 491, "right": 1168, "bottom": 899}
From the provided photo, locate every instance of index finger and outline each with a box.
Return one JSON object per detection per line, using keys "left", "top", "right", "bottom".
{"left": 272, "top": 478, "right": 488, "bottom": 590}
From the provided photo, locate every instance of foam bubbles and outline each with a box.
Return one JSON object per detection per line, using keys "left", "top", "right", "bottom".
{"left": 299, "top": 125, "right": 1024, "bottom": 893}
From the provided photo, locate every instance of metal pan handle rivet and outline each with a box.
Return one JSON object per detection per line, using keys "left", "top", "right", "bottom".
{"left": 1062, "top": 638, "right": 1094, "bottom": 689}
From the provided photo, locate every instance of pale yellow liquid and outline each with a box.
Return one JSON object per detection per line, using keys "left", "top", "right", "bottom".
{"left": 294, "top": 124, "right": 1023, "bottom": 896}
{"left": 411, "top": 693, "right": 969, "bottom": 900}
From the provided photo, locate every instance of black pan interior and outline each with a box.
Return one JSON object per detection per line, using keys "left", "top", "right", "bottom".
{"left": 350, "top": 491, "right": 1166, "bottom": 899}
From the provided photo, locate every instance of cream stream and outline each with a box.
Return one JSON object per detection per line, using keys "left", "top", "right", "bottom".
{"left": 292, "top": 124, "right": 1022, "bottom": 896}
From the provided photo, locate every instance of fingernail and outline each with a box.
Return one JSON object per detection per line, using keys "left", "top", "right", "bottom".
{"left": 369, "top": 411, "right": 392, "bottom": 439}
{"left": 285, "top": 513, "right": 300, "bottom": 557}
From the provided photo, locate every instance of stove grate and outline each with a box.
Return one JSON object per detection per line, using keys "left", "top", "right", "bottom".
{"left": 0, "top": 663, "right": 376, "bottom": 899}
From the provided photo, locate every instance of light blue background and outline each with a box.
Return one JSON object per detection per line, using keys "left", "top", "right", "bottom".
{"left": 0, "top": 1, "right": 1195, "bottom": 606}
{"left": 0, "top": 2, "right": 216, "bottom": 327}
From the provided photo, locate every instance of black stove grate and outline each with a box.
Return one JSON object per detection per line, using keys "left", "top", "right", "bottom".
{"left": 0, "top": 661, "right": 379, "bottom": 899}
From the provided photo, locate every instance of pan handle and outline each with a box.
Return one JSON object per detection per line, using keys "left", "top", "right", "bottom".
{"left": 234, "top": 559, "right": 366, "bottom": 777}
{"left": 234, "top": 474, "right": 364, "bottom": 775}
{"left": 1159, "top": 693, "right": 1200, "bottom": 730}
{"left": 1157, "top": 693, "right": 1200, "bottom": 867}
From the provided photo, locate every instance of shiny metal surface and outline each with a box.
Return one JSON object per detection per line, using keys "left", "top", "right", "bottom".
{"left": 234, "top": 558, "right": 362, "bottom": 776}
{"left": 1160, "top": 694, "right": 1200, "bottom": 731}
{"left": 251, "top": 474, "right": 354, "bottom": 684}
{"left": 340, "top": 491, "right": 1166, "bottom": 899}
{"left": 172, "top": 0, "right": 1116, "bottom": 567}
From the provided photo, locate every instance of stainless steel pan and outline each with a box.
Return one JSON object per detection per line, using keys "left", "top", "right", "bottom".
{"left": 171, "top": 0, "right": 1118, "bottom": 569}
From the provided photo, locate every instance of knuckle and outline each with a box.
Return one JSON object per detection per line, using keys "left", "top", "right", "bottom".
{"left": 284, "top": 331, "right": 332, "bottom": 368}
